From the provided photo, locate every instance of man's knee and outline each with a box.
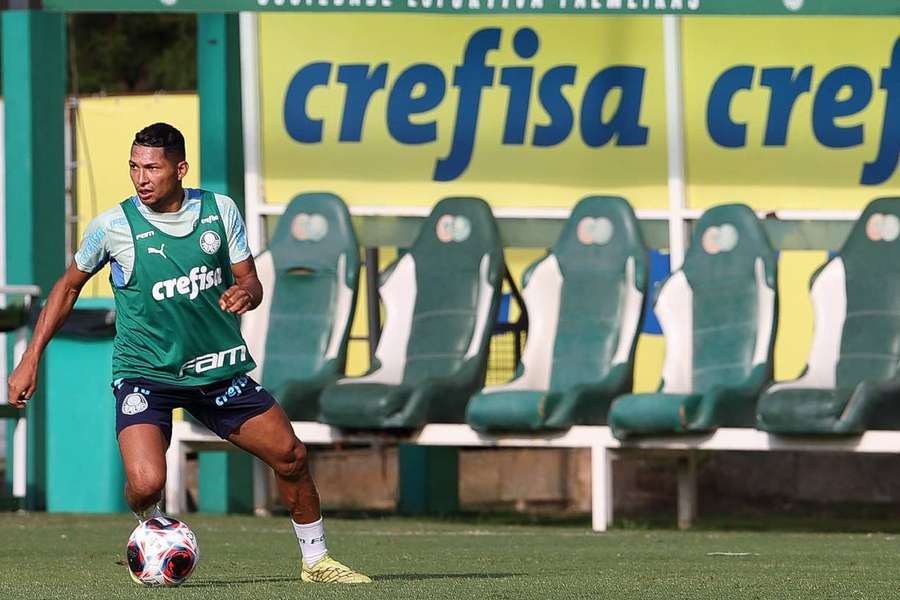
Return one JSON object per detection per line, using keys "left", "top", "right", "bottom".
{"left": 272, "top": 439, "right": 308, "bottom": 480}
{"left": 127, "top": 470, "right": 166, "bottom": 501}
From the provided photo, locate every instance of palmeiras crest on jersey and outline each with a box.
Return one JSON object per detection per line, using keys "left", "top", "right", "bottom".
{"left": 199, "top": 230, "right": 221, "bottom": 255}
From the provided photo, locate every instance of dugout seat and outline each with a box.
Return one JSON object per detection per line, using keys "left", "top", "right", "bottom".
{"left": 757, "top": 197, "right": 900, "bottom": 434}
{"left": 465, "top": 196, "right": 647, "bottom": 432}
{"left": 241, "top": 192, "right": 360, "bottom": 420}
{"left": 318, "top": 197, "right": 504, "bottom": 429}
{"left": 608, "top": 204, "right": 778, "bottom": 439}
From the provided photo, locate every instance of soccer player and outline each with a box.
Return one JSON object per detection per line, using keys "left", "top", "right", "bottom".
{"left": 6, "top": 123, "right": 370, "bottom": 584}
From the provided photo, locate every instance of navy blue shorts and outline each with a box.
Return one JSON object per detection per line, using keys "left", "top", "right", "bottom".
{"left": 113, "top": 373, "right": 276, "bottom": 442}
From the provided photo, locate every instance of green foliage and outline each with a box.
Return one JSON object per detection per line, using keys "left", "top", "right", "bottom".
{"left": 68, "top": 13, "right": 196, "bottom": 95}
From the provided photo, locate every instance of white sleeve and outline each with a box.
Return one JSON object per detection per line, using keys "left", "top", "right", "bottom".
{"left": 74, "top": 214, "right": 111, "bottom": 274}
{"left": 215, "top": 193, "right": 252, "bottom": 264}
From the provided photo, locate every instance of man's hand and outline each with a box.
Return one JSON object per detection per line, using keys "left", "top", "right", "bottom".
{"left": 3, "top": 263, "right": 92, "bottom": 409}
{"left": 219, "top": 285, "right": 255, "bottom": 315}
{"left": 7, "top": 358, "right": 38, "bottom": 409}
{"left": 225, "top": 257, "right": 263, "bottom": 315}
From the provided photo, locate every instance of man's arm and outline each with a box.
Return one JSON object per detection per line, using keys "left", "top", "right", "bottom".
{"left": 220, "top": 256, "right": 263, "bottom": 316}
{"left": 6, "top": 263, "right": 93, "bottom": 408}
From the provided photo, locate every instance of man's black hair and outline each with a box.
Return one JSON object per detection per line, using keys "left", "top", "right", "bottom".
{"left": 133, "top": 123, "right": 186, "bottom": 163}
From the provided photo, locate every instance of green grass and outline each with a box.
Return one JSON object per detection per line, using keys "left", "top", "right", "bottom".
{"left": 3, "top": 512, "right": 900, "bottom": 599}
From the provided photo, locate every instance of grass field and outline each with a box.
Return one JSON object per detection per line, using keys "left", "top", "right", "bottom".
{"left": 3, "top": 512, "right": 900, "bottom": 599}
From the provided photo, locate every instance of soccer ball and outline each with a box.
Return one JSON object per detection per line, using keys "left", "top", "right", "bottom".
{"left": 126, "top": 516, "right": 200, "bottom": 587}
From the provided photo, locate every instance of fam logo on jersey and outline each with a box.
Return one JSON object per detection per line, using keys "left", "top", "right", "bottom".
{"left": 121, "top": 392, "right": 149, "bottom": 415}
{"left": 200, "top": 230, "right": 222, "bottom": 255}
{"left": 179, "top": 345, "right": 249, "bottom": 377}
{"left": 152, "top": 266, "right": 223, "bottom": 301}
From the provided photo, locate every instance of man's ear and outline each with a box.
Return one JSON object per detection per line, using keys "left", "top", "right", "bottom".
{"left": 177, "top": 160, "right": 189, "bottom": 181}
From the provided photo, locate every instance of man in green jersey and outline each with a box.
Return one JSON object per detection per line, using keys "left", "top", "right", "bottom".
{"left": 7, "top": 123, "right": 370, "bottom": 584}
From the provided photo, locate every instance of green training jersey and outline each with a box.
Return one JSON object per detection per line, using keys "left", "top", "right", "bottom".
{"left": 111, "top": 191, "right": 256, "bottom": 386}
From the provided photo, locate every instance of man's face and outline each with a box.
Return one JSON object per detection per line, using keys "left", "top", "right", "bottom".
{"left": 129, "top": 144, "right": 188, "bottom": 207}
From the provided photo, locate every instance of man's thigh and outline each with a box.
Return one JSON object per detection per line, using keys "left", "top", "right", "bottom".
{"left": 114, "top": 377, "right": 178, "bottom": 481}
{"left": 227, "top": 401, "right": 298, "bottom": 465}
{"left": 117, "top": 424, "right": 169, "bottom": 483}
{"left": 114, "top": 378, "right": 177, "bottom": 442}
{"left": 185, "top": 374, "right": 276, "bottom": 440}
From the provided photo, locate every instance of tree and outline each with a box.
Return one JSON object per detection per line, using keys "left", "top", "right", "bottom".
{"left": 68, "top": 13, "right": 197, "bottom": 95}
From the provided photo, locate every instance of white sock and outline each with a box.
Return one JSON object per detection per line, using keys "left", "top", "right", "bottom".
{"left": 292, "top": 517, "right": 328, "bottom": 567}
{"left": 133, "top": 503, "right": 163, "bottom": 523}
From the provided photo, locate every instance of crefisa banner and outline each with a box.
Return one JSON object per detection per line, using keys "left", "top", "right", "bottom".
{"left": 258, "top": 15, "right": 900, "bottom": 211}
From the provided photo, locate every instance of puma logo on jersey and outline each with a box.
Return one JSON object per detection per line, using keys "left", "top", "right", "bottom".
{"left": 152, "top": 266, "right": 223, "bottom": 301}
{"left": 148, "top": 243, "right": 167, "bottom": 259}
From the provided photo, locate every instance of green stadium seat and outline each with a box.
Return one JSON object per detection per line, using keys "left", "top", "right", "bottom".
{"left": 318, "top": 197, "right": 504, "bottom": 429}
{"left": 608, "top": 204, "right": 777, "bottom": 439}
{"left": 242, "top": 192, "right": 360, "bottom": 420}
{"left": 465, "top": 196, "right": 647, "bottom": 432}
{"left": 757, "top": 197, "right": 900, "bottom": 434}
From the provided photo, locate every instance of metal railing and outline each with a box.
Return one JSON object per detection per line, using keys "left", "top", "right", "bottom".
{"left": 0, "top": 284, "right": 42, "bottom": 502}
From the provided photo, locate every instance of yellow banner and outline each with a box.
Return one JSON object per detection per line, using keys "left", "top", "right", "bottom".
{"left": 75, "top": 95, "right": 200, "bottom": 298}
{"left": 259, "top": 15, "right": 900, "bottom": 211}
{"left": 259, "top": 15, "right": 669, "bottom": 209}
{"left": 684, "top": 18, "right": 900, "bottom": 210}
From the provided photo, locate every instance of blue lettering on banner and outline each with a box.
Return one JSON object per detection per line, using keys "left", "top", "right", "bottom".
{"left": 759, "top": 66, "right": 812, "bottom": 146}
{"left": 283, "top": 28, "right": 899, "bottom": 186}
{"left": 283, "top": 26, "right": 649, "bottom": 181}
{"left": 862, "top": 39, "right": 900, "bottom": 185}
{"left": 707, "top": 65, "right": 754, "bottom": 148}
{"left": 706, "top": 37, "right": 900, "bottom": 185}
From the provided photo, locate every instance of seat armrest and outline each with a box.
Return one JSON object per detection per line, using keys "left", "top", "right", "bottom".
{"left": 836, "top": 377, "right": 900, "bottom": 432}
{"left": 691, "top": 363, "right": 772, "bottom": 429}
{"left": 544, "top": 363, "right": 633, "bottom": 427}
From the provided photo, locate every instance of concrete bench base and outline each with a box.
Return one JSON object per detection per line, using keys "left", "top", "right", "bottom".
{"left": 165, "top": 422, "right": 900, "bottom": 531}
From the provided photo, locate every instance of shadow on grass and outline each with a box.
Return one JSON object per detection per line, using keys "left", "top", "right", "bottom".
{"left": 272, "top": 503, "right": 900, "bottom": 535}
{"left": 182, "top": 573, "right": 522, "bottom": 587}
{"left": 374, "top": 572, "right": 522, "bottom": 582}
{"left": 615, "top": 504, "right": 900, "bottom": 534}
{"left": 182, "top": 576, "right": 298, "bottom": 587}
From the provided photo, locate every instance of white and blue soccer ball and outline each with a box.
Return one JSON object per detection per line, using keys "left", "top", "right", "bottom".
{"left": 126, "top": 517, "right": 200, "bottom": 587}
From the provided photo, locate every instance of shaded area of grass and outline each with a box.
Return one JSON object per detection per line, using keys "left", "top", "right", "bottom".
{"left": 324, "top": 504, "right": 900, "bottom": 533}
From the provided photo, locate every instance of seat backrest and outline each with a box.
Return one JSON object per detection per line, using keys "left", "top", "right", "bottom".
{"left": 242, "top": 192, "right": 360, "bottom": 390}
{"left": 510, "top": 196, "right": 647, "bottom": 392}
{"left": 656, "top": 204, "right": 776, "bottom": 394}
{"left": 800, "top": 197, "right": 900, "bottom": 389}
{"left": 366, "top": 197, "right": 503, "bottom": 386}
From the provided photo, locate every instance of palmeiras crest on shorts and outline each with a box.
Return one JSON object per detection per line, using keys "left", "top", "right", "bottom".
{"left": 199, "top": 230, "right": 221, "bottom": 255}
{"left": 122, "top": 392, "right": 149, "bottom": 415}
